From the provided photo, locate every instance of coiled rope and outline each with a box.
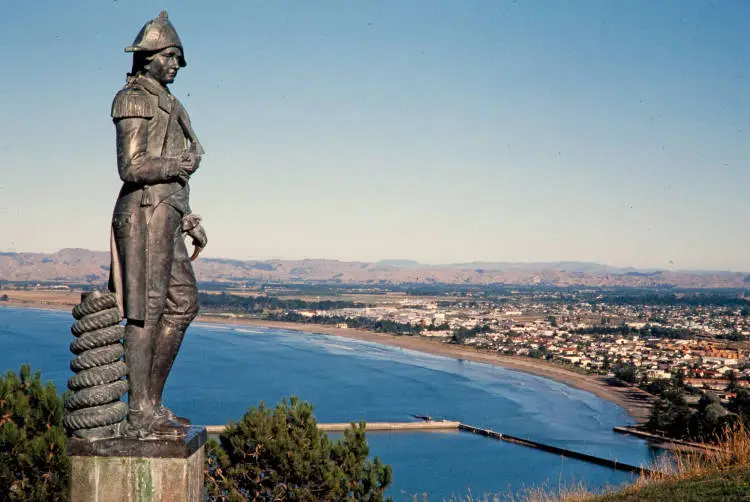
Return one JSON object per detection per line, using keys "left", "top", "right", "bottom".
{"left": 64, "top": 291, "right": 128, "bottom": 438}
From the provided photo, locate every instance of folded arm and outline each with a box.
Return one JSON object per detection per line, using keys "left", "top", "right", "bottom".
{"left": 115, "top": 117, "right": 183, "bottom": 184}
{"left": 111, "top": 87, "right": 196, "bottom": 185}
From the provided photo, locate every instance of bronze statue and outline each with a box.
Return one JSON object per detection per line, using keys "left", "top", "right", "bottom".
{"left": 109, "top": 11, "right": 206, "bottom": 438}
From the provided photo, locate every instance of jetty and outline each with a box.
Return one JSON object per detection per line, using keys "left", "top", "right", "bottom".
{"left": 458, "top": 424, "right": 655, "bottom": 475}
{"left": 205, "top": 420, "right": 460, "bottom": 435}
{"left": 614, "top": 426, "right": 721, "bottom": 453}
{"left": 206, "top": 420, "right": 656, "bottom": 475}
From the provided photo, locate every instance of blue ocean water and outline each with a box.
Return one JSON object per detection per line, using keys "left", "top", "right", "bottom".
{"left": 0, "top": 307, "right": 660, "bottom": 501}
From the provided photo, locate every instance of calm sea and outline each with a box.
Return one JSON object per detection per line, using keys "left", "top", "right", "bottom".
{"left": 0, "top": 307, "right": 660, "bottom": 501}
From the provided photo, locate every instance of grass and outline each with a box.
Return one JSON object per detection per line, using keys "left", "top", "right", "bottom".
{"left": 590, "top": 467, "right": 750, "bottom": 501}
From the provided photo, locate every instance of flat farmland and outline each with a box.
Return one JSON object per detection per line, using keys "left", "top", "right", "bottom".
{"left": 0, "top": 289, "right": 80, "bottom": 310}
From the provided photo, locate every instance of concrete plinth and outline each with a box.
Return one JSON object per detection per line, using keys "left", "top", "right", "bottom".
{"left": 68, "top": 427, "right": 206, "bottom": 502}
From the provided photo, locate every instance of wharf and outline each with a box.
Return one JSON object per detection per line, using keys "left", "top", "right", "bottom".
{"left": 205, "top": 420, "right": 460, "bottom": 435}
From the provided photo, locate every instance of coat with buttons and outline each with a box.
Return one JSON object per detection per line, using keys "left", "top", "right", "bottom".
{"left": 108, "top": 74, "right": 195, "bottom": 322}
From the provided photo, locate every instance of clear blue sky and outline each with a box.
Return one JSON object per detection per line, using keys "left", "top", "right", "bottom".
{"left": 1, "top": 1, "right": 749, "bottom": 271}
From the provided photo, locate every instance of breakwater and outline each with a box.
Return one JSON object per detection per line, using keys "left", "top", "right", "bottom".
{"left": 613, "top": 426, "right": 721, "bottom": 453}
{"left": 206, "top": 420, "right": 655, "bottom": 475}
{"left": 457, "top": 423, "right": 655, "bottom": 475}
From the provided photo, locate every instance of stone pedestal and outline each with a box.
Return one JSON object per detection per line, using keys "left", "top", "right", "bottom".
{"left": 68, "top": 427, "right": 206, "bottom": 502}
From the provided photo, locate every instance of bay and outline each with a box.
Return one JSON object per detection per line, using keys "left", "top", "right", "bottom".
{"left": 0, "top": 307, "right": 659, "bottom": 501}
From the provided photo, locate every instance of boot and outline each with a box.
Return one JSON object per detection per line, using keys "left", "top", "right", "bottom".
{"left": 124, "top": 322, "right": 186, "bottom": 438}
{"left": 150, "top": 319, "right": 191, "bottom": 427}
{"left": 150, "top": 417, "right": 188, "bottom": 438}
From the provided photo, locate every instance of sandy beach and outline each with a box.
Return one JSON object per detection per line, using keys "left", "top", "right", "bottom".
{"left": 0, "top": 291, "right": 656, "bottom": 423}
{"left": 195, "top": 315, "right": 656, "bottom": 424}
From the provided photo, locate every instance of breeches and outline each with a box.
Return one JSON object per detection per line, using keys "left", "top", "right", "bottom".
{"left": 146, "top": 203, "right": 199, "bottom": 327}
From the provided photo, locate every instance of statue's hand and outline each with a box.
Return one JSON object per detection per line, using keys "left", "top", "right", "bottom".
{"left": 179, "top": 150, "right": 201, "bottom": 176}
{"left": 181, "top": 214, "right": 207, "bottom": 261}
{"left": 187, "top": 224, "right": 207, "bottom": 261}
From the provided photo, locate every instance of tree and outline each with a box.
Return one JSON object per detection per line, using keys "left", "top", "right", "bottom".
{"left": 643, "top": 378, "right": 671, "bottom": 396}
{"left": 0, "top": 365, "right": 70, "bottom": 501}
{"left": 645, "top": 390, "right": 692, "bottom": 439}
{"left": 728, "top": 389, "right": 750, "bottom": 427}
{"left": 205, "top": 397, "right": 392, "bottom": 502}
{"left": 647, "top": 390, "right": 737, "bottom": 442}
{"left": 727, "top": 370, "right": 739, "bottom": 393}
{"left": 673, "top": 369, "right": 686, "bottom": 390}
{"left": 613, "top": 362, "right": 637, "bottom": 384}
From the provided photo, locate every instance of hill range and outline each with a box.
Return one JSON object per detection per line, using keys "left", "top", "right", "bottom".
{"left": 1, "top": 249, "right": 748, "bottom": 289}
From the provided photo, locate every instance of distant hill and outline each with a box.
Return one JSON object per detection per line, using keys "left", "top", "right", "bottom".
{"left": 374, "top": 259, "right": 424, "bottom": 269}
{"left": 445, "top": 261, "right": 632, "bottom": 274}
{"left": 0, "top": 249, "right": 747, "bottom": 289}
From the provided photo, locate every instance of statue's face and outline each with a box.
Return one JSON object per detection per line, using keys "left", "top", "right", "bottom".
{"left": 145, "top": 46, "right": 183, "bottom": 85}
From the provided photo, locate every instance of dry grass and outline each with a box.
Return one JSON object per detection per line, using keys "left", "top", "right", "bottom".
{"left": 508, "top": 482, "right": 596, "bottom": 502}
{"left": 640, "top": 421, "right": 750, "bottom": 481}
{"left": 410, "top": 480, "right": 596, "bottom": 502}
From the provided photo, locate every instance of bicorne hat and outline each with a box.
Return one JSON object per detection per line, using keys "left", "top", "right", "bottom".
{"left": 125, "top": 11, "right": 186, "bottom": 67}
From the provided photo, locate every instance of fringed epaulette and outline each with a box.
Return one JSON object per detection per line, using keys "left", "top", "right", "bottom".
{"left": 111, "top": 88, "right": 154, "bottom": 119}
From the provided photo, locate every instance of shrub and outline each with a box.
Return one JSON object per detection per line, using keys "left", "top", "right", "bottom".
{"left": 0, "top": 365, "right": 69, "bottom": 501}
{"left": 205, "top": 396, "right": 393, "bottom": 501}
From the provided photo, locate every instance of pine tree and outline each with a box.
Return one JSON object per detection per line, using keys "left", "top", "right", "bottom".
{"left": 0, "top": 365, "right": 70, "bottom": 501}
{"left": 205, "top": 396, "right": 393, "bottom": 501}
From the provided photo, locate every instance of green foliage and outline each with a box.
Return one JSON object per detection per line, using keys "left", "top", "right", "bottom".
{"left": 647, "top": 391, "right": 691, "bottom": 437}
{"left": 673, "top": 369, "right": 686, "bottom": 390}
{"left": 450, "top": 324, "right": 492, "bottom": 345}
{"left": 642, "top": 378, "right": 671, "bottom": 396}
{"left": 205, "top": 396, "right": 392, "bottom": 502}
{"left": 271, "top": 312, "right": 423, "bottom": 336}
{"left": 728, "top": 389, "right": 750, "bottom": 427}
{"left": 613, "top": 362, "right": 638, "bottom": 384}
{"left": 198, "top": 292, "right": 361, "bottom": 314}
{"left": 727, "top": 370, "right": 739, "bottom": 393}
{"left": 646, "top": 390, "right": 736, "bottom": 442}
{"left": 0, "top": 365, "right": 69, "bottom": 501}
{"left": 423, "top": 322, "right": 451, "bottom": 332}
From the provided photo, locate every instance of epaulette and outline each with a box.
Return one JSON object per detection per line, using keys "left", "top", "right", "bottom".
{"left": 111, "top": 87, "right": 154, "bottom": 119}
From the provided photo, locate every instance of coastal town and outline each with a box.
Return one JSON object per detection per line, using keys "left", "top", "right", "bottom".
{"left": 4, "top": 282, "right": 750, "bottom": 430}
{"left": 284, "top": 292, "right": 750, "bottom": 396}
{"left": 4, "top": 283, "right": 750, "bottom": 395}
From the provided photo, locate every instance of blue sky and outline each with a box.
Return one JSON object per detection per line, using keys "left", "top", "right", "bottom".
{"left": 1, "top": 1, "right": 749, "bottom": 270}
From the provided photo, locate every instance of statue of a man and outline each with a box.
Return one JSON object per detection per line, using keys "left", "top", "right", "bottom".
{"left": 109, "top": 11, "right": 207, "bottom": 438}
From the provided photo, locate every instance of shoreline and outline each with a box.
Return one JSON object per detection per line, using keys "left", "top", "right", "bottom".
{"left": 0, "top": 298, "right": 655, "bottom": 423}
{"left": 196, "top": 315, "right": 656, "bottom": 424}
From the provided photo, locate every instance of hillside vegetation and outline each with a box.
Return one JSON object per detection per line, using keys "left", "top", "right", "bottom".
{"left": 591, "top": 466, "right": 750, "bottom": 501}
{"left": 549, "top": 423, "right": 750, "bottom": 502}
